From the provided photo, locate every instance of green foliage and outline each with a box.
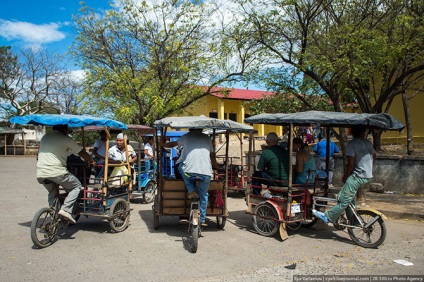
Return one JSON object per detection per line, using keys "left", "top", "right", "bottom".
{"left": 72, "top": 0, "right": 255, "bottom": 126}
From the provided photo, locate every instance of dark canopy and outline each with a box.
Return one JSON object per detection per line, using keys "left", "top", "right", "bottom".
{"left": 245, "top": 111, "right": 404, "bottom": 131}
{"left": 154, "top": 116, "right": 255, "bottom": 133}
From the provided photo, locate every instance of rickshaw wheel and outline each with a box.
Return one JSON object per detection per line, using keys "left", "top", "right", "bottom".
{"left": 109, "top": 198, "right": 130, "bottom": 233}
{"left": 252, "top": 203, "right": 279, "bottom": 237}
{"left": 31, "top": 207, "right": 58, "bottom": 249}
{"left": 143, "top": 181, "right": 157, "bottom": 204}
{"left": 216, "top": 216, "right": 226, "bottom": 229}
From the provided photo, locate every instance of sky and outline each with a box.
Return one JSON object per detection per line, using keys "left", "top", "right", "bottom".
{"left": 0, "top": 0, "right": 265, "bottom": 90}
{"left": 0, "top": 0, "right": 113, "bottom": 55}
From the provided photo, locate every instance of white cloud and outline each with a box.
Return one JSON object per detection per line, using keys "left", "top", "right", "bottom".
{"left": 0, "top": 19, "right": 66, "bottom": 44}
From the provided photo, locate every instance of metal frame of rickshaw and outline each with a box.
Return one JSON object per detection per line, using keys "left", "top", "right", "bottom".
{"left": 9, "top": 114, "right": 147, "bottom": 244}
{"left": 152, "top": 116, "right": 256, "bottom": 231}
{"left": 244, "top": 110, "right": 405, "bottom": 241}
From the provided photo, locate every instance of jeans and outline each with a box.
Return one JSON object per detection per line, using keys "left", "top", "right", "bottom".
{"left": 93, "top": 157, "right": 105, "bottom": 178}
{"left": 325, "top": 174, "right": 369, "bottom": 222}
{"left": 318, "top": 157, "right": 335, "bottom": 184}
{"left": 178, "top": 163, "right": 211, "bottom": 223}
{"left": 144, "top": 159, "right": 152, "bottom": 172}
{"left": 37, "top": 173, "right": 82, "bottom": 213}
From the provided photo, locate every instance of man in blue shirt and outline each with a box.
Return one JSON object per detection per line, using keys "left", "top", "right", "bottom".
{"left": 313, "top": 138, "right": 339, "bottom": 187}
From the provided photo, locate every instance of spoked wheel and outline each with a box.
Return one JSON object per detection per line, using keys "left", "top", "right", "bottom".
{"left": 252, "top": 203, "right": 279, "bottom": 237}
{"left": 348, "top": 210, "right": 387, "bottom": 248}
{"left": 216, "top": 216, "right": 226, "bottom": 229}
{"left": 143, "top": 181, "right": 157, "bottom": 204}
{"left": 31, "top": 207, "right": 59, "bottom": 249}
{"left": 109, "top": 198, "right": 130, "bottom": 233}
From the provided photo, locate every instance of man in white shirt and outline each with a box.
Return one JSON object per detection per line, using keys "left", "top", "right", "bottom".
{"left": 37, "top": 124, "right": 94, "bottom": 224}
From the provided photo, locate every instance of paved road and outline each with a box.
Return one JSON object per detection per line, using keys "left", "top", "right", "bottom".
{"left": 1, "top": 157, "right": 423, "bottom": 282}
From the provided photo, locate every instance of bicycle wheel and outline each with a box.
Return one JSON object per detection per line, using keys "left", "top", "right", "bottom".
{"left": 109, "top": 198, "right": 130, "bottom": 233}
{"left": 252, "top": 203, "right": 279, "bottom": 237}
{"left": 216, "top": 216, "right": 226, "bottom": 229}
{"left": 30, "top": 207, "right": 59, "bottom": 249}
{"left": 348, "top": 210, "right": 387, "bottom": 248}
{"left": 189, "top": 225, "right": 199, "bottom": 253}
{"left": 143, "top": 181, "right": 156, "bottom": 204}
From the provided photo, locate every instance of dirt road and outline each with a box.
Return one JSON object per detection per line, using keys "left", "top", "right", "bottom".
{"left": 1, "top": 157, "right": 423, "bottom": 282}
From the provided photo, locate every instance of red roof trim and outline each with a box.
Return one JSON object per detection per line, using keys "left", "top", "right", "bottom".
{"left": 210, "top": 87, "right": 274, "bottom": 100}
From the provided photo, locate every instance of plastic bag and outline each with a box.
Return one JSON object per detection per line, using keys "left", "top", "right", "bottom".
{"left": 108, "top": 165, "right": 129, "bottom": 186}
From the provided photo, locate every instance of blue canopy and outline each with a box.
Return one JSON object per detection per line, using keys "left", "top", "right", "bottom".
{"left": 9, "top": 114, "right": 128, "bottom": 129}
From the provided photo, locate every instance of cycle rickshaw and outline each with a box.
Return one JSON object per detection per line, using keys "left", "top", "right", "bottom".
{"left": 244, "top": 110, "right": 404, "bottom": 248}
{"left": 152, "top": 116, "right": 255, "bottom": 253}
{"left": 10, "top": 114, "right": 152, "bottom": 248}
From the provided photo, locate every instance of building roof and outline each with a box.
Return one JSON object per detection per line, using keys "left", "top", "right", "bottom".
{"left": 210, "top": 87, "right": 274, "bottom": 100}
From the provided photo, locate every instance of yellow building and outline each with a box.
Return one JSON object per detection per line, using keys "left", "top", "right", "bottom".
{"left": 182, "top": 87, "right": 421, "bottom": 143}
{"left": 183, "top": 87, "right": 281, "bottom": 136}
{"left": 380, "top": 91, "right": 424, "bottom": 144}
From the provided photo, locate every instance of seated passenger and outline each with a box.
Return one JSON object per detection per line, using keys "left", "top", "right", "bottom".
{"left": 293, "top": 137, "right": 316, "bottom": 185}
{"left": 252, "top": 132, "right": 290, "bottom": 195}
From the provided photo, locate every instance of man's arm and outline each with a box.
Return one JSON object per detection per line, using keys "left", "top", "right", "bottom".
{"left": 342, "top": 155, "right": 355, "bottom": 183}
{"left": 78, "top": 149, "right": 95, "bottom": 165}
{"left": 159, "top": 139, "right": 178, "bottom": 148}
{"left": 210, "top": 152, "right": 219, "bottom": 170}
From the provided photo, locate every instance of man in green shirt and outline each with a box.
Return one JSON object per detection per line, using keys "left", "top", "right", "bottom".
{"left": 252, "top": 132, "right": 290, "bottom": 195}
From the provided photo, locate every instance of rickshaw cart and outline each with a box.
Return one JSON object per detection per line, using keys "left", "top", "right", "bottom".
{"left": 10, "top": 114, "right": 147, "bottom": 248}
{"left": 153, "top": 116, "right": 255, "bottom": 231}
{"left": 244, "top": 111, "right": 404, "bottom": 246}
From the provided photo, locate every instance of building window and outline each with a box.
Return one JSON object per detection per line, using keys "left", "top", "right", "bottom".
{"left": 209, "top": 112, "right": 218, "bottom": 118}
{"left": 229, "top": 113, "right": 237, "bottom": 122}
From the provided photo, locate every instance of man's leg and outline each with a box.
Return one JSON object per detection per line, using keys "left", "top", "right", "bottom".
{"left": 178, "top": 163, "right": 195, "bottom": 193}
{"left": 37, "top": 178, "right": 59, "bottom": 207}
{"left": 55, "top": 173, "right": 82, "bottom": 213}
{"left": 325, "top": 175, "right": 368, "bottom": 222}
{"left": 328, "top": 157, "right": 335, "bottom": 185}
{"left": 197, "top": 175, "right": 211, "bottom": 224}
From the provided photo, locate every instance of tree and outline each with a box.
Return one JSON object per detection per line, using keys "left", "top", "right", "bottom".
{"left": 0, "top": 46, "right": 19, "bottom": 117}
{"left": 235, "top": 0, "right": 423, "bottom": 152}
{"left": 0, "top": 46, "right": 75, "bottom": 117}
{"left": 71, "top": 0, "right": 259, "bottom": 125}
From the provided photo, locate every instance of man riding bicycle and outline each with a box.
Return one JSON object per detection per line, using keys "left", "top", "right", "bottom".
{"left": 36, "top": 124, "right": 94, "bottom": 224}
{"left": 159, "top": 128, "right": 218, "bottom": 227}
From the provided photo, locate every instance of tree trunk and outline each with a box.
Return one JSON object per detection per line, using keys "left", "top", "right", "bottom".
{"left": 372, "top": 130, "right": 383, "bottom": 152}
{"left": 402, "top": 90, "right": 414, "bottom": 155}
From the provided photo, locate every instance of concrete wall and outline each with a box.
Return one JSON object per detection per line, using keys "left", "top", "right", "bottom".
{"left": 331, "top": 155, "right": 424, "bottom": 194}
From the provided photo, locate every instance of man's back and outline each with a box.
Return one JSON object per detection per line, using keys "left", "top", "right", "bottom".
{"left": 177, "top": 130, "right": 213, "bottom": 176}
{"left": 37, "top": 131, "right": 81, "bottom": 178}
{"left": 314, "top": 140, "right": 339, "bottom": 158}
{"left": 258, "top": 146, "right": 290, "bottom": 181}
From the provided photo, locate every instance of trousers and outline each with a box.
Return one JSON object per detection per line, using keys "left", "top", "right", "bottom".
{"left": 37, "top": 173, "right": 82, "bottom": 213}
{"left": 325, "top": 174, "right": 369, "bottom": 222}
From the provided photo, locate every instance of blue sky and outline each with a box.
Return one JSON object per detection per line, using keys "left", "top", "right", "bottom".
{"left": 0, "top": 1, "right": 113, "bottom": 55}
{"left": 0, "top": 0, "right": 265, "bottom": 90}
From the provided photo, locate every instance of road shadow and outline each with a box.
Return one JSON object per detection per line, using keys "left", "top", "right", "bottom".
{"left": 138, "top": 209, "right": 226, "bottom": 253}
{"left": 285, "top": 222, "right": 355, "bottom": 245}
{"left": 227, "top": 209, "right": 354, "bottom": 245}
